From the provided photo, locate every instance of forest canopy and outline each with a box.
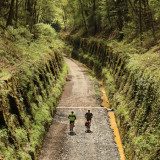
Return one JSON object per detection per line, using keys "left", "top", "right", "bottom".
{"left": 61, "top": 0, "right": 160, "bottom": 43}
{"left": 0, "top": 0, "right": 160, "bottom": 54}
{"left": 1, "top": 0, "right": 160, "bottom": 35}
{"left": 0, "top": 0, "right": 64, "bottom": 31}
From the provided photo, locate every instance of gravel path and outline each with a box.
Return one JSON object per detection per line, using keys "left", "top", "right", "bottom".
{"left": 39, "top": 57, "right": 120, "bottom": 160}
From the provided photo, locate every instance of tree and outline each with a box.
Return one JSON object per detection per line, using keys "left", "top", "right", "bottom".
{"left": 79, "top": 0, "right": 87, "bottom": 31}
{"left": 6, "top": 0, "right": 15, "bottom": 27}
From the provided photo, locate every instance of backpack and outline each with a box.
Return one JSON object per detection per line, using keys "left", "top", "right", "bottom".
{"left": 85, "top": 121, "right": 89, "bottom": 126}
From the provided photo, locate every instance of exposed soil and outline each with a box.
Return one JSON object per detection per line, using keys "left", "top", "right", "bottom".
{"left": 39, "top": 57, "right": 120, "bottom": 160}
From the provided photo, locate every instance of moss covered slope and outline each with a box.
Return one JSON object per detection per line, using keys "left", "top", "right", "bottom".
{"left": 67, "top": 36, "right": 160, "bottom": 160}
{"left": 0, "top": 24, "right": 68, "bottom": 160}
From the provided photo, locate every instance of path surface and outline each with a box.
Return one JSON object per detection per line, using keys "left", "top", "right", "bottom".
{"left": 39, "top": 57, "right": 120, "bottom": 160}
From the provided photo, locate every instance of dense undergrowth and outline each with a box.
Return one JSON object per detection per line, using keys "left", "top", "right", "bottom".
{"left": 67, "top": 35, "right": 160, "bottom": 160}
{"left": 0, "top": 24, "right": 68, "bottom": 160}
{"left": 0, "top": 23, "right": 65, "bottom": 75}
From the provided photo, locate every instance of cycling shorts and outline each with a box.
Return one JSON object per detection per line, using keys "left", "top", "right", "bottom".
{"left": 70, "top": 121, "right": 75, "bottom": 124}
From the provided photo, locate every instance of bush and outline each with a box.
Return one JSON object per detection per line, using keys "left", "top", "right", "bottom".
{"left": 6, "top": 26, "right": 33, "bottom": 42}
{"left": 32, "top": 23, "right": 57, "bottom": 41}
{"left": 14, "top": 128, "right": 28, "bottom": 148}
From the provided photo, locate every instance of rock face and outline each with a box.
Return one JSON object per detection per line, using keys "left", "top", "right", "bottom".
{"left": 0, "top": 51, "right": 67, "bottom": 160}
{"left": 68, "top": 36, "right": 160, "bottom": 160}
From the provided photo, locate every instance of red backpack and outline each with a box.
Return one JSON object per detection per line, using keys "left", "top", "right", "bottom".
{"left": 85, "top": 121, "right": 89, "bottom": 126}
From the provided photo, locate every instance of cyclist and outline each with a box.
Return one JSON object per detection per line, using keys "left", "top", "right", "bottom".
{"left": 68, "top": 111, "right": 76, "bottom": 132}
{"left": 85, "top": 110, "right": 93, "bottom": 125}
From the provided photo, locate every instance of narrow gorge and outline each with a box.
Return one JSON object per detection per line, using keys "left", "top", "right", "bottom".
{"left": 0, "top": 0, "right": 160, "bottom": 159}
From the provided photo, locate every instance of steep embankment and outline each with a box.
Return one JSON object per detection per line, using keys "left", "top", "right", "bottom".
{"left": 0, "top": 25, "right": 68, "bottom": 160}
{"left": 67, "top": 36, "right": 160, "bottom": 160}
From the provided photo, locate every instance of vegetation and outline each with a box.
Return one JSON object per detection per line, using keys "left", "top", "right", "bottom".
{"left": 67, "top": 36, "right": 160, "bottom": 160}
{"left": 0, "top": 26, "right": 68, "bottom": 159}
{"left": 0, "top": 0, "right": 64, "bottom": 30}
{"left": 0, "top": 1, "right": 68, "bottom": 159}
{"left": 61, "top": 0, "right": 160, "bottom": 43}
{"left": 61, "top": 1, "right": 160, "bottom": 159}
{"left": 0, "top": 0, "right": 160, "bottom": 159}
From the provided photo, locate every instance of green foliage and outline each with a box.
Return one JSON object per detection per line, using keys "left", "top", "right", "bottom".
{"left": 29, "top": 124, "right": 45, "bottom": 151}
{"left": 34, "top": 103, "right": 52, "bottom": 126}
{"left": 132, "top": 133, "right": 160, "bottom": 160}
{"left": 69, "top": 36, "right": 160, "bottom": 160}
{"left": 30, "top": 103, "right": 38, "bottom": 116}
{"left": 33, "top": 23, "right": 57, "bottom": 40}
{"left": 0, "top": 22, "right": 66, "bottom": 77}
{"left": 102, "top": 69, "right": 116, "bottom": 97}
{"left": 61, "top": 0, "right": 160, "bottom": 49}
{"left": 0, "top": 70, "right": 10, "bottom": 79}
{"left": 6, "top": 26, "right": 33, "bottom": 42}
{"left": 87, "top": 71, "right": 101, "bottom": 98}
{"left": 1, "top": 147, "right": 17, "bottom": 160}
{"left": 0, "top": 0, "right": 65, "bottom": 30}
{"left": 17, "top": 152, "right": 32, "bottom": 160}
{"left": 0, "top": 60, "right": 68, "bottom": 159}
{"left": 0, "top": 1, "right": 69, "bottom": 158}
{"left": 0, "top": 128, "right": 18, "bottom": 160}
{"left": 14, "top": 128, "right": 28, "bottom": 148}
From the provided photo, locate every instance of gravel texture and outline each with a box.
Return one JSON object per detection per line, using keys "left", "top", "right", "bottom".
{"left": 39, "top": 58, "right": 120, "bottom": 160}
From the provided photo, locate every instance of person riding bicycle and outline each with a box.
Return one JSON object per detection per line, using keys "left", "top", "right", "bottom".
{"left": 68, "top": 111, "right": 76, "bottom": 131}
{"left": 85, "top": 110, "right": 93, "bottom": 125}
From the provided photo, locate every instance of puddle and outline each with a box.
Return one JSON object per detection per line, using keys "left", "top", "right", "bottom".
{"left": 99, "top": 81, "right": 125, "bottom": 160}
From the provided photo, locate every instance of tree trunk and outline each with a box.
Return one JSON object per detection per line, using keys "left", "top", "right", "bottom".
{"left": 79, "top": 0, "right": 87, "bottom": 31}
{"left": 115, "top": 0, "right": 124, "bottom": 40}
{"left": 139, "top": 0, "right": 143, "bottom": 45}
{"left": 146, "top": 0, "right": 156, "bottom": 41}
{"left": 93, "top": 0, "right": 97, "bottom": 34}
{"left": 26, "top": 0, "right": 35, "bottom": 29}
{"left": 33, "top": 0, "right": 37, "bottom": 24}
{"left": 62, "top": 5, "right": 67, "bottom": 29}
{"left": 15, "top": 0, "right": 18, "bottom": 27}
{"left": 6, "top": 0, "right": 15, "bottom": 27}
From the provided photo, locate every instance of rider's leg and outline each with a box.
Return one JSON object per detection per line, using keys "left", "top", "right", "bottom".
{"left": 73, "top": 121, "right": 75, "bottom": 127}
{"left": 70, "top": 121, "right": 74, "bottom": 131}
{"left": 70, "top": 121, "right": 72, "bottom": 131}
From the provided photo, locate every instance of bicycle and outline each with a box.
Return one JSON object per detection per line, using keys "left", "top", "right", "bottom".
{"left": 68, "top": 111, "right": 76, "bottom": 135}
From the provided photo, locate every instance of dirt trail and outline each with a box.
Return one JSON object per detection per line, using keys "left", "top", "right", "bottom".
{"left": 39, "top": 58, "right": 120, "bottom": 160}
